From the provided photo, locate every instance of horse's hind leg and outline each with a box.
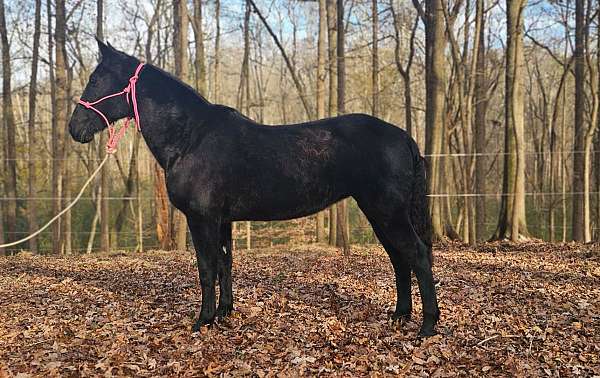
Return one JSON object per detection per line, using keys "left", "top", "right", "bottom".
{"left": 366, "top": 207, "right": 439, "bottom": 336}
{"left": 370, "top": 222, "right": 413, "bottom": 320}
{"left": 412, "top": 232, "right": 439, "bottom": 336}
{"left": 216, "top": 222, "right": 233, "bottom": 318}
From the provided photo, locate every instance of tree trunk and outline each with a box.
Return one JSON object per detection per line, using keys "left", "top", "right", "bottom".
{"left": 0, "top": 194, "right": 3, "bottom": 255}
{"left": 63, "top": 52, "right": 76, "bottom": 254}
{"left": 213, "top": 0, "right": 221, "bottom": 103}
{"left": 246, "top": 221, "right": 251, "bottom": 249}
{"left": 595, "top": 32, "right": 600, "bottom": 242}
{"left": 86, "top": 187, "right": 100, "bottom": 254}
{"left": 327, "top": 0, "right": 338, "bottom": 246}
{"left": 53, "top": 0, "right": 69, "bottom": 254}
{"left": 25, "top": 0, "right": 42, "bottom": 253}
{"left": 46, "top": 0, "right": 55, "bottom": 254}
{"left": 239, "top": 0, "right": 252, "bottom": 249}
{"left": 336, "top": 0, "right": 350, "bottom": 255}
{"left": 474, "top": 0, "right": 487, "bottom": 242}
{"left": 423, "top": 0, "right": 447, "bottom": 240}
{"left": 315, "top": 0, "right": 327, "bottom": 243}
{"left": 0, "top": 0, "right": 17, "bottom": 253}
{"left": 581, "top": 0, "right": 597, "bottom": 243}
{"left": 114, "top": 135, "right": 141, "bottom": 237}
{"left": 595, "top": 131, "right": 600, "bottom": 241}
{"left": 561, "top": 80, "right": 567, "bottom": 242}
{"left": 391, "top": 6, "right": 416, "bottom": 137}
{"left": 192, "top": 0, "right": 207, "bottom": 96}
{"left": 173, "top": 0, "right": 189, "bottom": 250}
{"left": 63, "top": 161, "right": 72, "bottom": 254}
{"left": 548, "top": 63, "right": 572, "bottom": 241}
{"left": 371, "top": 0, "right": 379, "bottom": 117}
{"left": 154, "top": 163, "right": 172, "bottom": 249}
{"left": 493, "top": 0, "right": 529, "bottom": 241}
{"left": 136, "top": 158, "right": 144, "bottom": 252}
{"left": 96, "top": 0, "right": 110, "bottom": 253}
{"left": 572, "top": 0, "right": 585, "bottom": 241}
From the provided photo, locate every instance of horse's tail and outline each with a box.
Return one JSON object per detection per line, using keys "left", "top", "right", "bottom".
{"left": 410, "top": 153, "right": 433, "bottom": 266}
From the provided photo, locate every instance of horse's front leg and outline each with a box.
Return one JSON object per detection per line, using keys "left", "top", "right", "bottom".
{"left": 216, "top": 222, "right": 233, "bottom": 319}
{"left": 188, "top": 217, "right": 221, "bottom": 331}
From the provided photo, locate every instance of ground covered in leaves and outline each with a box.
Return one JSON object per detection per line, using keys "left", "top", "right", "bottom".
{"left": 0, "top": 242, "right": 598, "bottom": 376}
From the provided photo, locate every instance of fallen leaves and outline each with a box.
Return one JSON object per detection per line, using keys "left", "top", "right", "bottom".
{"left": 0, "top": 241, "right": 598, "bottom": 376}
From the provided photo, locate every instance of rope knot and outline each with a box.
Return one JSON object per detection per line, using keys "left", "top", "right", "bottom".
{"left": 79, "top": 100, "right": 92, "bottom": 108}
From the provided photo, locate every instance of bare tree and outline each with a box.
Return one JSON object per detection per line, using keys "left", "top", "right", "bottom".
{"left": 0, "top": 0, "right": 17, "bottom": 252}
{"left": 0, "top": 198, "right": 4, "bottom": 254}
{"left": 241, "top": 0, "right": 252, "bottom": 248}
{"left": 327, "top": 0, "right": 338, "bottom": 246}
{"left": 390, "top": 3, "right": 417, "bottom": 137}
{"left": 336, "top": 0, "right": 350, "bottom": 255}
{"left": 172, "top": 0, "right": 189, "bottom": 251}
{"left": 592, "top": 22, "right": 600, "bottom": 241}
{"left": 415, "top": 0, "right": 447, "bottom": 239}
{"left": 247, "top": 0, "right": 314, "bottom": 120}
{"left": 213, "top": 0, "right": 221, "bottom": 103}
{"left": 371, "top": 0, "right": 379, "bottom": 117}
{"left": 316, "top": 0, "right": 327, "bottom": 243}
{"left": 96, "top": 0, "right": 111, "bottom": 253}
{"left": 52, "top": 0, "right": 69, "bottom": 254}
{"left": 114, "top": 137, "right": 141, "bottom": 238}
{"left": 572, "top": 0, "right": 585, "bottom": 241}
{"left": 26, "top": 0, "right": 42, "bottom": 253}
{"left": 494, "top": 0, "right": 529, "bottom": 241}
{"left": 474, "top": 0, "right": 487, "bottom": 242}
{"left": 577, "top": 0, "right": 598, "bottom": 242}
{"left": 191, "top": 0, "right": 207, "bottom": 95}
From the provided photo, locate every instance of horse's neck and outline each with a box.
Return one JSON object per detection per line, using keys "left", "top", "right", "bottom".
{"left": 137, "top": 66, "right": 210, "bottom": 170}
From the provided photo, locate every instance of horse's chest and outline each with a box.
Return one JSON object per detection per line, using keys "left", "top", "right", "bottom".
{"left": 164, "top": 162, "right": 222, "bottom": 214}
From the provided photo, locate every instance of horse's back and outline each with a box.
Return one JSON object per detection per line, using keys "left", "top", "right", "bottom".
{"left": 212, "top": 109, "right": 419, "bottom": 188}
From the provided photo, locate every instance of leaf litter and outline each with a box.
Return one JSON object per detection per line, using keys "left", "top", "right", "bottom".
{"left": 0, "top": 241, "right": 598, "bottom": 376}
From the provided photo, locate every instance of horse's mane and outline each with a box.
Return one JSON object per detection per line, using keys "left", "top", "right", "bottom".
{"left": 145, "top": 63, "right": 211, "bottom": 106}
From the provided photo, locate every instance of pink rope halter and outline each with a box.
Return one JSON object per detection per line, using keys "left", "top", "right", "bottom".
{"left": 78, "top": 62, "right": 145, "bottom": 154}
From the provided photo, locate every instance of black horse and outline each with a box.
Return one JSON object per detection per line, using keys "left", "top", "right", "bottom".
{"left": 69, "top": 40, "right": 440, "bottom": 336}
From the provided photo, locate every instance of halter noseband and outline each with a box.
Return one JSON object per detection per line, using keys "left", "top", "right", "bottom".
{"left": 78, "top": 62, "right": 145, "bottom": 154}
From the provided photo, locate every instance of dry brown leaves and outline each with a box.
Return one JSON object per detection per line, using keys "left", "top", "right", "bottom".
{"left": 0, "top": 242, "right": 598, "bottom": 376}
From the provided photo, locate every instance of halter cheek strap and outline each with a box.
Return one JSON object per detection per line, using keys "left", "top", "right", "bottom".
{"left": 78, "top": 62, "right": 145, "bottom": 154}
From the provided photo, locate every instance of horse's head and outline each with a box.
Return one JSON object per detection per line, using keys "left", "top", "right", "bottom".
{"left": 69, "top": 39, "right": 139, "bottom": 143}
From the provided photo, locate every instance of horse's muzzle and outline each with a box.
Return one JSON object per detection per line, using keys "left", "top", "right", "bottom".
{"left": 69, "top": 120, "right": 95, "bottom": 144}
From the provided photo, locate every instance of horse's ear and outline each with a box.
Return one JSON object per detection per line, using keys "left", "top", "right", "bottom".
{"left": 96, "top": 37, "right": 112, "bottom": 59}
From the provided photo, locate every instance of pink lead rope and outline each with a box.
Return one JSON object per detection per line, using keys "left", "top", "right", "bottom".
{"left": 78, "top": 62, "right": 145, "bottom": 154}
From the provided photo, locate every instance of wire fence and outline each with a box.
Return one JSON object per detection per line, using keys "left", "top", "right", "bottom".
{"left": 2, "top": 150, "right": 600, "bottom": 161}
{"left": 1, "top": 191, "right": 599, "bottom": 200}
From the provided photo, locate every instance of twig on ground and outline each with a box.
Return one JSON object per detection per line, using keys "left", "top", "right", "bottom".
{"left": 476, "top": 334, "right": 499, "bottom": 346}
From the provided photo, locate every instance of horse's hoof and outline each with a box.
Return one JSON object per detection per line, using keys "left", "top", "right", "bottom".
{"left": 417, "top": 311, "right": 439, "bottom": 337}
{"left": 417, "top": 326, "right": 437, "bottom": 338}
{"left": 216, "top": 305, "right": 233, "bottom": 320}
{"left": 390, "top": 310, "right": 412, "bottom": 322}
{"left": 192, "top": 316, "right": 214, "bottom": 332}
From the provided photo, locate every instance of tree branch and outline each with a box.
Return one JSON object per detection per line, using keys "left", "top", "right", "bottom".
{"left": 247, "top": 0, "right": 314, "bottom": 119}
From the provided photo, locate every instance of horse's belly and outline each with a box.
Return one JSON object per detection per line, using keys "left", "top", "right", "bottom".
{"left": 229, "top": 180, "right": 348, "bottom": 221}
